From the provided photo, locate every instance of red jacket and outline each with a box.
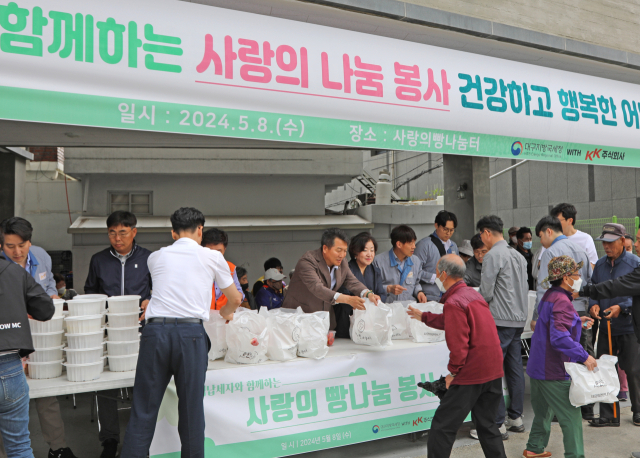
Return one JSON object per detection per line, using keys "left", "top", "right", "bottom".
{"left": 422, "top": 280, "right": 504, "bottom": 385}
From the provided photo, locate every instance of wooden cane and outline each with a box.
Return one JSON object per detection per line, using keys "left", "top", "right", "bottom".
{"left": 607, "top": 317, "right": 618, "bottom": 420}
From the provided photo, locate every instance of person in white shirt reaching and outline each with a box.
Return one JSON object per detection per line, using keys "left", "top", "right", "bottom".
{"left": 550, "top": 203, "right": 598, "bottom": 268}
{"left": 120, "top": 207, "right": 242, "bottom": 458}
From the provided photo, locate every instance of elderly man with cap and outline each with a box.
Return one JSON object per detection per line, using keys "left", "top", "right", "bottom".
{"left": 255, "top": 268, "right": 286, "bottom": 310}
{"left": 586, "top": 223, "right": 640, "bottom": 428}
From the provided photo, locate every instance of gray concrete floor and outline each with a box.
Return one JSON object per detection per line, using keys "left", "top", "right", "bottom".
{"left": 26, "top": 371, "right": 637, "bottom": 457}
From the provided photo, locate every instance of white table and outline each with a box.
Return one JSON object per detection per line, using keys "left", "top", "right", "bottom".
{"left": 28, "top": 339, "right": 442, "bottom": 398}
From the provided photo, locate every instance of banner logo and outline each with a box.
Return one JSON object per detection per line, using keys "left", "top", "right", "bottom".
{"left": 511, "top": 141, "right": 523, "bottom": 156}
{"left": 585, "top": 148, "right": 602, "bottom": 161}
{"left": 372, "top": 425, "right": 380, "bottom": 434}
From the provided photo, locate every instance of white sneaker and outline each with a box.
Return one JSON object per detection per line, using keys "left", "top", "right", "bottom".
{"left": 470, "top": 425, "right": 508, "bottom": 440}
{"left": 505, "top": 416, "right": 525, "bottom": 432}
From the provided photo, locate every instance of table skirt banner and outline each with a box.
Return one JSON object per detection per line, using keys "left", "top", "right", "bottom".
{"left": 150, "top": 342, "right": 454, "bottom": 457}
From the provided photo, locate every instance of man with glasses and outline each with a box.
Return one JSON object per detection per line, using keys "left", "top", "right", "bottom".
{"left": 464, "top": 234, "right": 487, "bottom": 288}
{"left": 84, "top": 211, "right": 152, "bottom": 458}
{"left": 415, "top": 210, "right": 459, "bottom": 301}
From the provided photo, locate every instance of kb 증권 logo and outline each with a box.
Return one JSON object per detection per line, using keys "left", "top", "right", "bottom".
{"left": 372, "top": 425, "right": 380, "bottom": 433}
{"left": 511, "top": 141, "right": 523, "bottom": 156}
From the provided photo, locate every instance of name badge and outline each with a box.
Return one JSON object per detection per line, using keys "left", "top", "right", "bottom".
{"left": 39, "top": 272, "right": 46, "bottom": 281}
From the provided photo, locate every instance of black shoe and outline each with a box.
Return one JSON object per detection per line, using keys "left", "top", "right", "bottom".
{"left": 48, "top": 448, "right": 78, "bottom": 458}
{"left": 101, "top": 439, "right": 119, "bottom": 458}
{"left": 589, "top": 418, "right": 620, "bottom": 427}
{"left": 634, "top": 413, "right": 640, "bottom": 426}
{"left": 581, "top": 405, "right": 595, "bottom": 421}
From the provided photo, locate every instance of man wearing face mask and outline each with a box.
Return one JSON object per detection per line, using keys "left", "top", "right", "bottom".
{"left": 508, "top": 227, "right": 520, "bottom": 248}
{"left": 515, "top": 227, "right": 534, "bottom": 290}
{"left": 255, "top": 268, "right": 286, "bottom": 310}
{"left": 587, "top": 224, "right": 640, "bottom": 428}
{"left": 532, "top": 216, "right": 594, "bottom": 420}
{"left": 236, "top": 267, "right": 257, "bottom": 310}
{"left": 476, "top": 216, "right": 529, "bottom": 439}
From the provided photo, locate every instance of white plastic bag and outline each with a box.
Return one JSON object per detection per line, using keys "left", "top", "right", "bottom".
{"left": 565, "top": 355, "right": 620, "bottom": 407}
{"left": 295, "top": 311, "right": 329, "bottom": 359}
{"left": 203, "top": 310, "right": 228, "bottom": 360}
{"left": 388, "top": 302, "right": 410, "bottom": 340}
{"left": 259, "top": 307, "right": 300, "bottom": 361}
{"left": 407, "top": 301, "right": 445, "bottom": 343}
{"left": 225, "top": 309, "right": 269, "bottom": 364}
{"left": 351, "top": 300, "right": 393, "bottom": 347}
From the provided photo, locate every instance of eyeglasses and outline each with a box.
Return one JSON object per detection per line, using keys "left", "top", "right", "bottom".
{"left": 108, "top": 230, "right": 134, "bottom": 239}
{"left": 440, "top": 227, "right": 455, "bottom": 234}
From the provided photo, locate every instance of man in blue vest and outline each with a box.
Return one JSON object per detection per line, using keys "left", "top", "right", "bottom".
{"left": 415, "top": 210, "right": 460, "bottom": 301}
{"left": 255, "top": 268, "right": 285, "bottom": 310}
{"left": 0, "top": 217, "right": 78, "bottom": 458}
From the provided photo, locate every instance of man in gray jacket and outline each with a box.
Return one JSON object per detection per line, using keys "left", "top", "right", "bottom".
{"left": 532, "top": 215, "right": 594, "bottom": 420}
{"left": 476, "top": 215, "right": 529, "bottom": 439}
{"left": 415, "top": 210, "right": 460, "bottom": 301}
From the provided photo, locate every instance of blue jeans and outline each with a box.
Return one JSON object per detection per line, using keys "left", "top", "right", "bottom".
{"left": 496, "top": 326, "right": 525, "bottom": 425}
{"left": 121, "top": 321, "right": 210, "bottom": 458}
{"left": 0, "top": 354, "right": 33, "bottom": 458}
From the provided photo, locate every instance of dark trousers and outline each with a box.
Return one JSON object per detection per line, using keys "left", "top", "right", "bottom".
{"left": 97, "top": 390, "right": 120, "bottom": 443}
{"left": 496, "top": 326, "right": 525, "bottom": 425}
{"left": 427, "top": 378, "right": 506, "bottom": 458}
{"left": 120, "top": 321, "right": 210, "bottom": 458}
{"left": 333, "top": 303, "right": 353, "bottom": 339}
{"left": 596, "top": 329, "right": 640, "bottom": 419}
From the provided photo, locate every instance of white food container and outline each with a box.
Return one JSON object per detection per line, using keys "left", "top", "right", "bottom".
{"left": 106, "top": 340, "right": 140, "bottom": 356}
{"left": 66, "top": 329, "right": 105, "bottom": 349}
{"left": 26, "top": 360, "right": 63, "bottom": 379}
{"left": 64, "top": 345, "right": 105, "bottom": 364}
{"left": 107, "top": 295, "right": 141, "bottom": 314}
{"left": 31, "top": 331, "right": 64, "bottom": 348}
{"left": 64, "top": 359, "right": 104, "bottom": 382}
{"left": 29, "top": 316, "right": 64, "bottom": 334}
{"left": 64, "top": 314, "right": 103, "bottom": 334}
{"left": 52, "top": 299, "right": 65, "bottom": 318}
{"left": 72, "top": 294, "right": 107, "bottom": 310}
{"left": 106, "top": 312, "right": 139, "bottom": 328}
{"left": 108, "top": 353, "right": 139, "bottom": 372}
{"left": 66, "top": 299, "right": 103, "bottom": 317}
{"left": 106, "top": 326, "right": 140, "bottom": 342}
{"left": 29, "top": 346, "right": 64, "bottom": 363}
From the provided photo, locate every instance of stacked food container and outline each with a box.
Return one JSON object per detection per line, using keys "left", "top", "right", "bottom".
{"left": 105, "top": 296, "right": 141, "bottom": 372}
{"left": 25, "top": 299, "right": 66, "bottom": 379}
{"left": 63, "top": 295, "right": 107, "bottom": 381}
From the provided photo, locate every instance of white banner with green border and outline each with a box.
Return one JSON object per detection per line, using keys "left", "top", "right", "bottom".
{"left": 2, "top": 0, "right": 639, "bottom": 166}
{"left": 149, "top": 342, "right": 509, "bottom": 457}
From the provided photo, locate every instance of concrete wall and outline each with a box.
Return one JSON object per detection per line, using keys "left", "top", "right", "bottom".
{"left": 81, "top": 174, "right": 329, "bottom": 217}
{"left": 24, "top": 180, "right": 83, "bottom": 251}
{"left": 490, "top": 159, "right": 640, "bottom": 229}
{"left": 404, "top": 0, "right": 640, "bottom": 54}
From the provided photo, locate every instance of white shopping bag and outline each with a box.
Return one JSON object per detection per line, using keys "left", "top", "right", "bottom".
{"left": 225, "top": 309, "right": 269, "bottom": 364}
{"left": 388, "top": 302, "right": 410, "bottom": 340}
{"left": 407, "top": 301, "right": 445, "bottom": 343}
{"left": 295, "top": 311, "right": 330, "bottom": 359}
{"left": 259, "top": 307, "right": 301, "bottom": 361}
{"left": 203, "top": 310, "right": 228, "bottom": 360}
{"left": 351, "top": 300, "right": 393, "bottom": 347}
{"left": 565, "top": 355, "right": 620, "bottom": 407}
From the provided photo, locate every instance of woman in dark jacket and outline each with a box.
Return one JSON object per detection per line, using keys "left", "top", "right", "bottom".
{"left": 335, "top": 232, "right": 387, "bottom": 337}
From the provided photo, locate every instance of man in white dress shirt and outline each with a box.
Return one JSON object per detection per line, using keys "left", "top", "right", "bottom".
{"left": 121, "top": 207, "right": 242, "bottom": 458}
